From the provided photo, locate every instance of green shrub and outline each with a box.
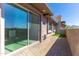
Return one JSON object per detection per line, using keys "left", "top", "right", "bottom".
{"left": 53, "top": 33, "right": 66, "bottom": 38}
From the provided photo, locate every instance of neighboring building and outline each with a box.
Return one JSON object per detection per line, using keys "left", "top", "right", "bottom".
{"left": 60, "top": 21, "right": 66, "bottom": 34}
{"left": 54, "top": 15, "right": 66, "bottom": 34}
{"left": 0, "top": 3, "right": 56, "bottom": 55}
{"left": 61, "top": 21, "right": 66, "bottom": 29}
{"left": 55, "top": 15, "right": 62, "bottom": 33}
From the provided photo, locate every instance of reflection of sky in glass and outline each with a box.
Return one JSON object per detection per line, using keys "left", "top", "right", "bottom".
{"left": 3, "top": 4, "right": 28, "bottom": 29}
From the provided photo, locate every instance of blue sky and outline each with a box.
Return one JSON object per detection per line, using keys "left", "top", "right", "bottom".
{"left": 48, "top": 3, "right": 79, "bottom": 26}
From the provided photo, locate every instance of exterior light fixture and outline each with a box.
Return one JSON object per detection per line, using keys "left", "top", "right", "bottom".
{"left": 42, "top": 10, "right": 46, "bottom": 12}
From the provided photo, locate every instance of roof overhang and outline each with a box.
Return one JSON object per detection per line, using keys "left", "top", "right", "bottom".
{"left": 30, "top": 3, "right": 53, "bottom": 16}
{"left": 14, "top": 3, "right": 53, "bottom": 16}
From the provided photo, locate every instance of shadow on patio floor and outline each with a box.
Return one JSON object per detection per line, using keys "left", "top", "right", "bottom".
{"left": 46, "top": 37, "right": 72, "bottom": 56}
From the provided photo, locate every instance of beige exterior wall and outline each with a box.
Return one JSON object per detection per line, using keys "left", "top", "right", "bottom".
{"left": 0, "top": 4, "right": 5, "bottom": 56}
{"left": 41, "top": 16, "right": 48, "bottom": 41}
{"left": 66, "top": 29, "right": 79, "bottom": 56}
{"left": 0, "top": 4, "right": 1, "bottom": 55}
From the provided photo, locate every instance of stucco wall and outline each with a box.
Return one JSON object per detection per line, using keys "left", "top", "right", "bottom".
{"left": 66, "top": 29, "right": 79, "bottom": 56}
{"left": 0, "top": 4, "right": 1, "bottom": 55}
{"left": 0, "top": 4, "right": 5, "bottom": 56}
{"left": 41, "top": 16, "right": 47, "bottom": 41}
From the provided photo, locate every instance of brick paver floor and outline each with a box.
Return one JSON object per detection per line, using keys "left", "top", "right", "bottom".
{"left": 46, "top": 38, "right": 72, "bottom": 56}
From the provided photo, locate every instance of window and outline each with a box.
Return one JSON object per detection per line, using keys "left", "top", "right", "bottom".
{"left": 3, "top": 4, "right": 28, "bottom": 54}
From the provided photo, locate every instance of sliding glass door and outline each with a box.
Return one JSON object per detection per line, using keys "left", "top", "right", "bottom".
{"left": 3, "top": 3, "right": 41, "bottom": 54}
{"left": 29, "top": 12, "right": 41, "bottom": 44}
{"left": 3, "top": 4, "right": 28, "bottom": 54}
